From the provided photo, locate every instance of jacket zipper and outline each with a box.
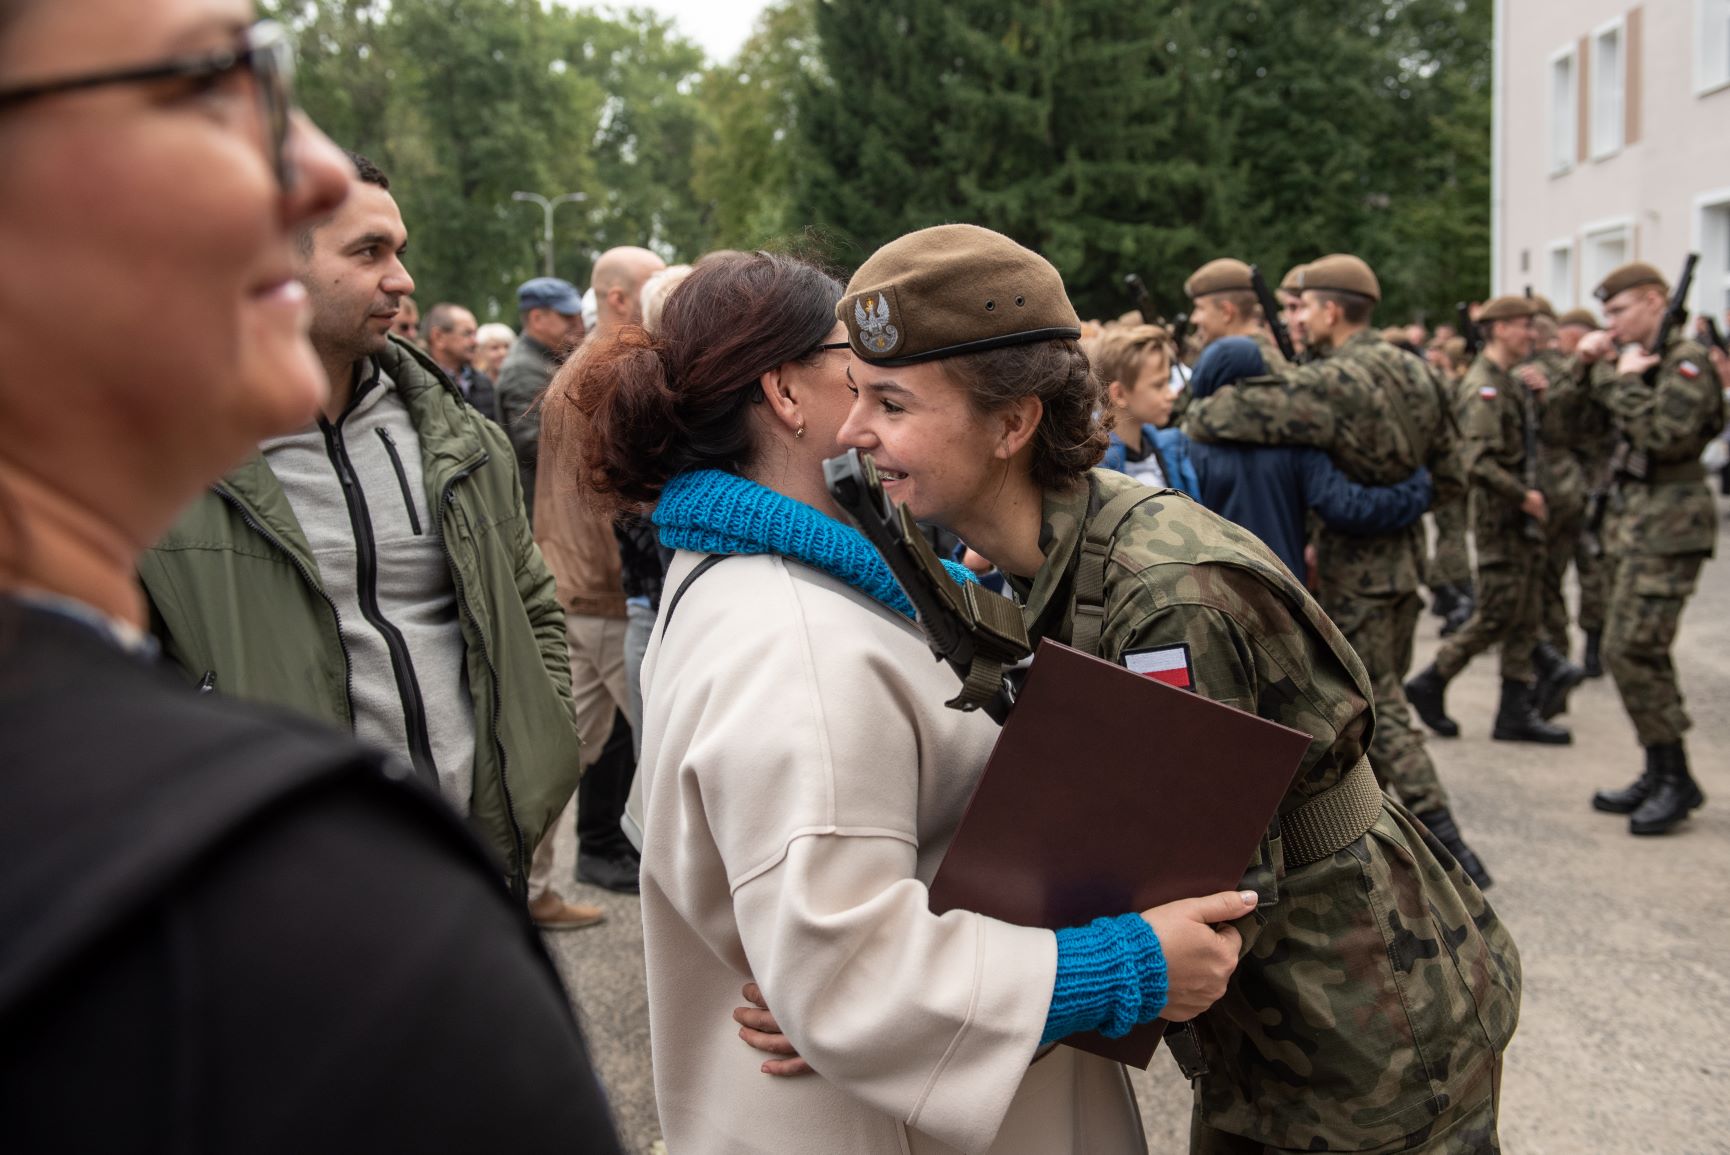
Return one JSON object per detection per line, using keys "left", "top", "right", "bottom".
{"left": 376, "top": 427, "right": 424, "bottom": 536}
{"left": 320, "top": 417, "right": 441, "bottom": 784}
{"left": 212, "top": 489, "right": 357, "bottom": 726}
{"left": 440, "top": 452, "right": 527, "bottom": 898}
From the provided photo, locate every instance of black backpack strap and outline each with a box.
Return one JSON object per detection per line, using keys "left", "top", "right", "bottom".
{"left": 661, "top": 554, "right": 726, "bottom": 634}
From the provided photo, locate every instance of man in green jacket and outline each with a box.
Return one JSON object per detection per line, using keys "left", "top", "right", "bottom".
{"left": 139, "top": 154, "right": 590, "bottom": 923}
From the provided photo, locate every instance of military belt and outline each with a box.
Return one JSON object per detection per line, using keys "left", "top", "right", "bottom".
{"left": 1638, "top": 460, "right": 1707, "bottom": 485}
{"left": 1278, "top": 755, "right": 1381, "bottom": 868}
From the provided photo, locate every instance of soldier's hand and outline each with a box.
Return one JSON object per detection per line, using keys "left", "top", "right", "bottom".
{"left": 1577, "top": 330, "right": 1616, "bottom": 363}
{"left": 1143, "top": 890, "right": 1256, "bottom": 1022}
{"left": 1515, "top": 364, "right": 1549, "bottom": 393}
{"left": 1617, "top": 345, "right": 1662, "bottom": 378}
{"left": 1521, "top": 490, "right": 1548, "bottom": 522}
{"left": 734, "top": 981, "right": 813, "bottom": 1077}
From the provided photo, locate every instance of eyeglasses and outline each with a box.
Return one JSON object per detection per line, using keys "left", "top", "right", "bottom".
{"left": 0, "top": 20, "right": 298, "bottom": 189}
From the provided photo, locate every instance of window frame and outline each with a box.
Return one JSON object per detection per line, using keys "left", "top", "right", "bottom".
{"left": 1546, "top": 238, "right": 1577, "bottom": 311}
{"left": 1581, "top": 217, "right": 1635, "bottom": 296}
{"left": 1590, "top": 16, "right": 1627, "bottom": 161}
{"left": 1699, "top": 0, "right": 1730, "bottom": 97}
{"left": 1693, "top": 189, "right": 1730, "bottom": 323}
{"left": 1548, "top": 44, "right": 1579, "bottom": 176}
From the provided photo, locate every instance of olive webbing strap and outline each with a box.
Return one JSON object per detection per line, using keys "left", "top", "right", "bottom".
{"left": 1071, "top": 487, "right": 1167, "bottom": 657}
{"left": 1278, "top": 755, "right": 1383, "bottom": 868}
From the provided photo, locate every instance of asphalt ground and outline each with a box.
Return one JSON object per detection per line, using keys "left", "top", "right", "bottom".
{"left": 543, "top": 496, "right": 1730, "bottom": 1155}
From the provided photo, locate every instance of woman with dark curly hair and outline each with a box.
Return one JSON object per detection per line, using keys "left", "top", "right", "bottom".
{"left": 817, "top": 224, "right": 1520, "bottom": 1154}
{"left": 555, "top": 246, "right": 1252, "bottom": 1155}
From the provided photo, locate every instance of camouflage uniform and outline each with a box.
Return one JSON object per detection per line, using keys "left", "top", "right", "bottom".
{"left": 1572, "top": 362, "right": 1621, "bottom": 641}
{"left": 1433, "top": 358, "right": 1542, "bottom": 681}
{"left": 1181, "top": 330, "right": 1465, "bottom": 814}
{"left": 1528, "top": 350, "right": 1599, "bottom": 648}
{"left": 1595, "top": 336, "right": 1725, "bottom": 745}
{"left": 1427, "top": 374, "right": 1477, "bottom": 592}
{"left": 1014, "top": 469, "right": 1519, "bottom": 1153}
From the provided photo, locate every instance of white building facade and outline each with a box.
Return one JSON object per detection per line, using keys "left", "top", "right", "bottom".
{"left": 1494, "top": 0, "right": 1730, "bottom": 319}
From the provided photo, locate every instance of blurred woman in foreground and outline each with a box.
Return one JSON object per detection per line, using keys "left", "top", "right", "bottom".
{"left": 0, "top": 1, "right": 621, "bottom": 1148}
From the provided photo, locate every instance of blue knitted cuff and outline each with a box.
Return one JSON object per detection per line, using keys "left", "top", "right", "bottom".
{"left": 1040, "top": 913, "right": 1169, "bottom": 1045}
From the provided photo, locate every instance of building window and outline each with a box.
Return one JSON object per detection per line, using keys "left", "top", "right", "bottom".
{"left": 1701, "top": 0, "right": 1730, "bottom": 94}
{"left": 1583, "top": 221, "right": 1633, "bottom": 296}
{"left": 1547, "top": 241, "right": 1576, "bottom": 311}
{"left": 1592, "top": 19, "right": 1625, "bottom": 159}
{"left": 1700, "top": 196, "right": 1730, "bottom": 323}
{"left": 1549, "top": 47, "right": 1578, "bottom": 174}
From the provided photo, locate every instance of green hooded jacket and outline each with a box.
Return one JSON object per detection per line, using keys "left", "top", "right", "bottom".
{"left": 137, "top": 337, "right": 581, "bottom": 894}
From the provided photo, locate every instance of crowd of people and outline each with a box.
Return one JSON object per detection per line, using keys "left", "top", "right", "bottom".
{"left": 3, "top": 2, "right": 1727, "bottom": 1154}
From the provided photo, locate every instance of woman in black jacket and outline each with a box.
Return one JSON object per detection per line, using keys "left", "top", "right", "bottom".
{"left": 0, "top": 2, "right": 622, "bottom": 1150}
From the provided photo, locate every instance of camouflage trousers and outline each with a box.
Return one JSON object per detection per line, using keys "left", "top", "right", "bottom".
{"left": 1538, "top": 499, "right": 1585, "bottom": 649}
{"left": 1434, "top": 556, "right": 1538, "bottom": 684}
{"left": 1188, "top": 1062, "right": 1501, "bottom": 1154}
{"left": 1605, "top": 552, "right": 1705, "bottom": 745}
{"left": 1427, "top": 499, "right": 1471, "bottom": 590}
{"left": 1326, "top": 591, "right": 1448, "bottom": 812}
{"left": 1574, "top": 532, "right": 1610, "bottom": 634}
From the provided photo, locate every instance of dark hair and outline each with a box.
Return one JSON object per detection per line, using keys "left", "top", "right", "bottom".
{"left": 1311, "top": 290, "right": 1375, "bottom": 326}
{"left": 1189, "top": 336, "right": 1268, "bottom": 401}
{"left": 346, "top": 150, "right": 390, "bottom": 190}
{"left": 938, "top": 339, "right": 1108, "bottom": 491}
{"left": 551, "top": 251, "right": 843, "bottom": 507}
{"left": 422, "top": 302, "right": 467, "bottom": 339}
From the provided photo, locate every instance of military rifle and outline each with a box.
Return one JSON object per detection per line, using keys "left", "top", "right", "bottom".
{"left": 1703, "top": 315, "right": 1728, "bottom": 355}
{"left": 823, "top": 449, "right": 1031, "bottom": 723}
{"left": 1457, "top": 301, "right": 1482, "bottom": 359}
{"left": 1249, "top": 265, "right": 1297, "bottom": 363}
{"left": 1124, "top": 273, "right": 1190, "bottom": 350}
{"left": 1582, "top": 252, "right": 1699, "bottom": 554}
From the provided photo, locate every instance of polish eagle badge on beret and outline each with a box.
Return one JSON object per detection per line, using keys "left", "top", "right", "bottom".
{"left": 855, "top": 293, "right": 901, "bottom": 355}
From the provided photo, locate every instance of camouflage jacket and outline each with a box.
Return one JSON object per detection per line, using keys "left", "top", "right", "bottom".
{"left": 1011, "top": 470, "right": 1520, "bottom": 1148}
{"left": 1181, "top": 329, "right": 1465, "bottom": 599}
{"left": 1457, "top": 356, "right": 1541, "bottom": 565}
{"left": 1596, "top": 334, "right": 1726, "bottom": 558}
{"left": 1529, "top": 349, "right": 1596, "bottom": 517}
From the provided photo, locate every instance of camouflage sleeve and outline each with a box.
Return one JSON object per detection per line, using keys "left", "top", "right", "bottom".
{"left": 1458, "top": 393, "right": 1526, "bottom": 505}
{"left": 1603, "top": 355, "right": 1726, "bottom": 464}
{"left": 1180, "top": 367, "right": 1340, "bottom": 451}
{"left": 1539, "top": 357, "right": 1592, "bottom": 447}
{"left": 1425, "top": 372, "right": 1467, "bottom": 509}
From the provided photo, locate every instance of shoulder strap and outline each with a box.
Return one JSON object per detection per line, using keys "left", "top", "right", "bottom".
{"left": 1072, "top": 486, "right": 1168, "bottom": 657}
{"left": 661, "top": 554, "right": 726, "bottom": 635}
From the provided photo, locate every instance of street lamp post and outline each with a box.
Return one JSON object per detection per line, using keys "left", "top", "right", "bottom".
{"left": 512, "top": 190, "right": 586, "bottom": 278}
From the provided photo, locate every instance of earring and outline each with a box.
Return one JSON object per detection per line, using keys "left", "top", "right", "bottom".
{"left": 795, "top": 424, "right": 806, "bottom": 439}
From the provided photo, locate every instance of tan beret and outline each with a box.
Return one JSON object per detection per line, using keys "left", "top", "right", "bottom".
{"left": 1557, "top": 308, "right": 1601, "bottom": 330}
{"left": 1279, "top": 264, "right": 1308, "bottom": 294}
{"left": 1296, "top": 254, "right": 1381, "bottom": 303}
{"left": 1442, "top": 337, "right": 1469, "bottom": 361}
{"left": 1184, "top": 258, "right": 1254, "bottom": 300}
{"left": 1594, "top": 261, "right": 1667, "bottom": 303}
{"left": 1528, "top": 294, "right": 1557, "bottom": 320}
{"left": 1477, "top": 296, "right": 1539, "bottom": 323}
{"left": 840, "top": 224, "right": 1081, "bottom": 366}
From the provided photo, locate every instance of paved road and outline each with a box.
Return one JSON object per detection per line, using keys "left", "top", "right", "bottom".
{"left": 545, "top": 498, "right": 1730, "bottom": 1154}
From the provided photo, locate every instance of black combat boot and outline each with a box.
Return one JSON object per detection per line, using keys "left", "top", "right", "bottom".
{"left": 1629, "top": 742, "right": 1706, "bottom": 835}
{"left": 1440, "top": 586, "right": 1475, "bottom": 637}
{"left": 1415, "top": 807, "right": 1493, "bottom": 890}
{"left": 1592, "top": 745, "right": 1661, "bottom": 813}
{"left": 1491, "top": 679, "right": 1572, "bottom": 744}
{"left": 1581, "top": 629, "right": 1604, "bottom": 679}
{"left": 1532, "top": 641, "right": 1587, "bottom": 720}
{"left": 1404, "top": 663, "right": 1460, "bottom": 737}
{"left": 1429, "top": 584, "right": 1459, "bottom": 620}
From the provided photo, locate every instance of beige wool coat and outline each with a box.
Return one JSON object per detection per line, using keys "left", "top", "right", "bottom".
{"left": 637, "top": 551, "right": 1146, "bottom": 1155}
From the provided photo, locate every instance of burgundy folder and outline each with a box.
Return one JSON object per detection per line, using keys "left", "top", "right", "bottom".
{"left": 927, "top": 638, "right": 1313, "bottom": 1068}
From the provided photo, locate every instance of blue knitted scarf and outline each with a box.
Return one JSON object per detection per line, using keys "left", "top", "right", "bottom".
{"left": 653, "top": 469, "right": 975, "bottom": 619}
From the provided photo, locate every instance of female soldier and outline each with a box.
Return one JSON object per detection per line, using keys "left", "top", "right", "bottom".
{"left": 560, "top": 249, "right": 1253, "bottom": 1155}
{"left": 0, "top": 1, "right": 620, "bottom": 1147}
{"left": 826, "top": 225, "right": 1521, "bottom": 1155}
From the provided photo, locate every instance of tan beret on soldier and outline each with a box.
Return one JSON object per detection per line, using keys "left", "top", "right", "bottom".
{"left": 1296, "top": 254, "right": 1382, "bottom": 302}
{"left": 1183, "top": 258, "right": 1255, "bottom": 300}
{"left": 1594, "top": 261, "right": 1667, "bottom": 303}
{"left": 1556, "top": 308, "right": 1601, "bottom": 330}
{"left": 1528, "top": 294, "right": 1557, "bottom": 320}
{"left": 1476, "top": 295, "right": 1540, "bottom": 323}
{"left": 840, "top": 224, "right": 1081, "bottom": 365}
{"left": 1278, "top": 264, "right": 1308, "bottom": 295}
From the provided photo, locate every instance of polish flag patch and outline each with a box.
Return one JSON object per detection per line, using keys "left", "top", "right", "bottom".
{"left": 1679, "top": 360, "right": 1701, "bottom": 380}
{"left": 1479, "top": 386, "right": 1498, "bottom": 399}
{"left": 1124, "top": 643, "right": 1194, "bottom": 690}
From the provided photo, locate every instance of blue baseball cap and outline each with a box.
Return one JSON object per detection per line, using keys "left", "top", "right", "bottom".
{"left": 517, "top": 277, "right": 583, "bottom": 315}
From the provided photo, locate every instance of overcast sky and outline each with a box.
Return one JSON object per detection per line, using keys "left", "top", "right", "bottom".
{"left": 558, "top": 0, "right": 774, "bottom": 63}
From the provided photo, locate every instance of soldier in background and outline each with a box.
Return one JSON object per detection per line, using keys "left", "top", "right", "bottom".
{"left": 1183, "top": 258, "right": 1291, "bottom": 373}
{"left": 1524, "top": 298, "right": 1591, "bottom": 717}
{"left": 1426, "top": 334, "right": 1477, "bottom": 637}
{"left": 1277, "top": 263, "right": 1310, "bottom": 361}
{"left": 1577, "top": 263, "right": 1725, "bottom": 835}
{"left": 1557, "top": 307, "right": 1614, "bottom": 675}
{"left": 1406, "top": 296, "right": 1570, "bottom": 745}
{"left": 1183, "top": 254, "right": 1492, "bottom": 888}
